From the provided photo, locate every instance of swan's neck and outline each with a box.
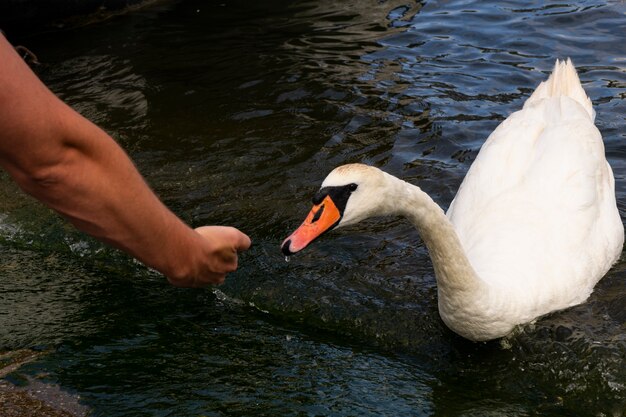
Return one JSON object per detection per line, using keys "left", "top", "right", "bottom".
{"left": 389, "top": 177, "right": 485, "bottom": 297}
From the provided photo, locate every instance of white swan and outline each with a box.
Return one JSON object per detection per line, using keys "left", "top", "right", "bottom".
{"left": 281, "top": 59, "right": 624, "bottom": 341}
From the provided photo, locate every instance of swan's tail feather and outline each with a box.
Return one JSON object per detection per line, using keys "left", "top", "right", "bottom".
{"left": 524, "top": 58, "right": 595, "bottom": 120}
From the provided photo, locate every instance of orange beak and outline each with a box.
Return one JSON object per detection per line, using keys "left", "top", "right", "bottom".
{"left": 281, "top": 195, "right": 342, "bottom": 255}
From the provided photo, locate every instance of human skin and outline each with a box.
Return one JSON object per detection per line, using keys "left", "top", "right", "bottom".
{"left": 0, "top": 34, "right": 251, "bottom": 287}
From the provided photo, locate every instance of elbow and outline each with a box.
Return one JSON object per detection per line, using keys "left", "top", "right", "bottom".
{"left": 9, "top": 157, "right": 69, "bottom": 199}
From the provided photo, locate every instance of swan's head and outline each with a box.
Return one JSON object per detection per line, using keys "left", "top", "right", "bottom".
{"left": 281, "top": 164, "right": 393, "bottom": 256}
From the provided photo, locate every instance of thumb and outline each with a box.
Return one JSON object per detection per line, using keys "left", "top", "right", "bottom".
{"left": 233, "top": 229, "right": 252, "bottom": 251}
{"left": 195, "top": 226, "right": 251, "bottom": 251}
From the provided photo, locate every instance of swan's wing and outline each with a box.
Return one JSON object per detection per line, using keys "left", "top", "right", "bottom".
{"left": 449, "top": 96, "right": 598, "bottom": 222}
{"left": 447, "top": 96, "right": 622, "bottom": 309}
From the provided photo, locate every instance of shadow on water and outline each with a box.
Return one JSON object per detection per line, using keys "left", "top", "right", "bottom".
{"left": 0, "top": 0, "right": 625, "bottom": 415}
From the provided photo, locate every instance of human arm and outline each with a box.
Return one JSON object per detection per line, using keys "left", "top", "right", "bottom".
{"left": 0, "top": 34, "right": 250, "bottom": 287}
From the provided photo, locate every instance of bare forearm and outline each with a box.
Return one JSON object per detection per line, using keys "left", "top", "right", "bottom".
{"left": 20, "top": 113, "right": 203, "bottom": 278}
{"left": 0, "top": 34, "right": 250, "bottom": 286}
{"left": 5, "top": 99, "right": 200, "bottom": 282}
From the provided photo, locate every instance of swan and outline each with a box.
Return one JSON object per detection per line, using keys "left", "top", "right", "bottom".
{"left": 280, "top": 59, "right": 624, "bottom": 341}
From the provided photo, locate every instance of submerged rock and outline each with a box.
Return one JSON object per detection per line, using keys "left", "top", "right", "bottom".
{"left": 0, "top": 349, "right": 89, "bottom": 417}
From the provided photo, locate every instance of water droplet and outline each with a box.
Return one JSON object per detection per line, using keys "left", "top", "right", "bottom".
{"left": 285, "top": 256, "right": 290, "bottom": 263}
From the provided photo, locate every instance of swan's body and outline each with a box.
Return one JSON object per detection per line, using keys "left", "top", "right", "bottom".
{"left": 281, "top": 60, "right": 624, "bottom": 341}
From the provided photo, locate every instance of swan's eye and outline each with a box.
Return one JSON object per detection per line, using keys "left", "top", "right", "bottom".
{"left": 312, "top": 189, "right": 326, "bottom": 205}
{"left": 348, "top": 183, "right": 358, "bottom": 192}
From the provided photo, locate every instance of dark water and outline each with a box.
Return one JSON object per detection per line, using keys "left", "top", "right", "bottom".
{"left": 1, "top": 0, "right": 625, "bottom": 415}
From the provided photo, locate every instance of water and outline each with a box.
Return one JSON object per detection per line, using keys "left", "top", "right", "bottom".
{"left": 1, "top": 0, "right": 625, "bottom": 415}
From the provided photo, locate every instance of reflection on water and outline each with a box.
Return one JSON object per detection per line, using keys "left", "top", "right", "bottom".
{"left": 1, "top": 0, "right": 625, "bottom": 415}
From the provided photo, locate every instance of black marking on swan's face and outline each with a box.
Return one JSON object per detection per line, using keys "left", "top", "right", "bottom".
{"left": 312, "top": 183, "right": 358, "bottom": 217}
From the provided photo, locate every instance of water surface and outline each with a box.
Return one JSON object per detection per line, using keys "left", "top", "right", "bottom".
{"left": 1, "top": 0, "right": 625, "bottom": 415}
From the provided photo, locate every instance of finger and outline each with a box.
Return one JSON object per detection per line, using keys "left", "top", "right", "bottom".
{"left": 234, "top": 231, "right": 252, "bottom": 251}
{"left": 194, "top": 226, "right": 250, "bottom": 250}
{"left": 216, "top": 248, "right": 238, "bottom": 272}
